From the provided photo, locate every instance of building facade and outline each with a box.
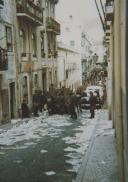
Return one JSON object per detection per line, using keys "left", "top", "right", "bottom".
{"left": 0, "top": 0, "right": 17, "bottom": 123}
{"left": 16, "top": 0, "right": 60, "bottom": 111}
{"left": 0, "top": 0, "right": 60, "bottom": 120}
{"left": 39, "top": 0, "right": 60, "bottom": 91}
{"left": 57, "top": 42, "right": 82, "bottom": 91}
{"left": 16, "top": 0, "right": 44, "bottom": 110}
{"left": 56, "top": 14, "right": 83, "bottom": 90}
{"left": 105, "top": 0, "right": 128, "bottom": 181}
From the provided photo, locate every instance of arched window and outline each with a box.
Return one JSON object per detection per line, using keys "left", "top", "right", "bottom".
{"left": 32, "top": 33, "right": 37, "bottom": 57}
{"left": 19, "top": 30, "right": 26, "bottom": 55}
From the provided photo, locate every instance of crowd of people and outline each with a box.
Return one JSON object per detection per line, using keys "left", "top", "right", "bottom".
{"left": 21, "top": 85, "right": 107, "bottom": 120}
{"left": 21, "top": 87, "right": 79, "bottom": 119}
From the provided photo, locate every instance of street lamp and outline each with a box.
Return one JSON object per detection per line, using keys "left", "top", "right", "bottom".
{"left": 93, "top": 53, "right": 99, "bottom": 63}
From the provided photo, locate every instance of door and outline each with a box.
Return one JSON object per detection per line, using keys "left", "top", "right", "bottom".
{"left": 9, "top": 82, "right": 15, "bottom": 118}
{"left": 42, "top": 72, "right": 46, "bottom": 92}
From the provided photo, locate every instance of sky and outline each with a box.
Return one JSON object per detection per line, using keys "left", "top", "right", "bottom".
{"left": 56, "top": 0, "right": 105, "bottom": 57}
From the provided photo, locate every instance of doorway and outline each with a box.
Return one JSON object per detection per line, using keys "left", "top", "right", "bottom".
{"left": 42, "top": 72, "right": 46, "bottom": 92}
{"left": 9, "top": 82, "right": 15, "bottom": 118}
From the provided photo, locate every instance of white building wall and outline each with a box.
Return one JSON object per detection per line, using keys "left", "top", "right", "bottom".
{"left": 57, "top": 16, "right": 82, "bottom": 52}
{"left": 57, "top": 43, "right": 82, "bottom": 91}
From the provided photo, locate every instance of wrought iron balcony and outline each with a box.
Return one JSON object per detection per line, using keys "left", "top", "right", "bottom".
{"left": 16, "top": 0, "right": 43, "bottom": 25}
{"left": 0, "top": 0, "right": 4, "bottom": 9}
{"left": 46, "top": 17, "right": 60, "bottom": 35}
{"left": 105, "top": 1, "right": 114, "bottom": 21}
{"left": 49, "top": 0, "right": 59, "bottom": 4}
{"left": 105, "top": 36, "right": 110, "bottom": 44}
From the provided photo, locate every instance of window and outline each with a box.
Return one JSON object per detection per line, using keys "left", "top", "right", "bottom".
{"left": 41, "top": 36, "right": 44, "bottom": 50}
{"left": 48, "top": 39, "right": 50, "bottom": 50}
{"left": 81, "top": 37, "right": 85, "bottom": 47}
{"left": 45, "top": 0, "right": 48, "bottom": 8}
{"left": 54, "top": 71, "right": 57, "bottom": 85}
{"left": 6, "top": 27, "right": 13, "bottom": 52}
{"left": 19, "top": 29, "right": 26, "bottom": 55}
{"left": 23, "top": 76, "right": 28, "bottom": 98}
{"left": 66, "top": 70, "right": 68, "bottom": 79}
{"left": 23, "top": 76, "right": 28, "bottom": 87}
{"left": 70, "top": 40, "right": 75, "bottom": 47}
{"left": 51, "top": 4, "right": 54, "bottom": 17}
{"left": 53, "top": 38, "right": 56, "bottom": 51}
{"left": 59, "top": 82, "right": 61, "bottom": 88}
{"left": 34, "top": 74, "right": 38, "bottom": 87}
{"left": 32, "top": 33, "right": 37, "bottom": 57}
{"left": 49, "top": 71, "right": 52, "bottom": 84}
{"left": 41, "top": 33, "right": 45, "bottom": 58}
{"left": 48, "top": 39, "right": 52, "bottom": 58}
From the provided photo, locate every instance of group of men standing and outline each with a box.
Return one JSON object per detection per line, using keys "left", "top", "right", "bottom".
{"left": 21, "top": 89, "right": 80, "bottom": 119}
{"left": 21, "top": 90, "right": 47, "bottom": 118}
{"left": 32, "top": 90, "right": 47, "bottom": 117}
{"left": 21, "top": 87, "right": 104, "bottom": 120}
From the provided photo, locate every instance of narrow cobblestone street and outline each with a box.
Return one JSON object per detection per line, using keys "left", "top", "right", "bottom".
{"left": 0, "top": 110, "right": 119, "bottom": 182}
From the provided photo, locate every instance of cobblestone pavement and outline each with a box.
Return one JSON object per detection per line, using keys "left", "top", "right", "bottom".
{"left": 0, "top": 111, "right": 98, "bottom": 182}
{"left": 75, "top": 110, "right": 119, "bottom": 182}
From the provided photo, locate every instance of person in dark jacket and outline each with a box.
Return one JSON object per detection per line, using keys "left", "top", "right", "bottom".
{"left": 21, "top": 97, "right": 29, "bottom": 118}
{"left": 69, "top": 96, "right": 77, "bottom": 119}
{"left": 38, "top": 90, "right": 47, "bottom": 112}
{"left": 32, "top": 90, "right": 40, "bottom": 117}
{"left": 89, "top": 92, "right": 97, "bottom": 118}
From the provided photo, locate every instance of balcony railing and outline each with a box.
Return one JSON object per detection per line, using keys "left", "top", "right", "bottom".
{"left": 16, "top": 0, "right": 43, "bottom": 25}
{"left": 48, "top": 49, "right": 58, "bottom": 58}
{"left": 46, "top": 17, "right": 60, "bottom": 35}
{"left": 42, "top": 59, "right": 57, "bottom": 68}
{"left": 49, "top": 0, "right": 59, "bottom": 4}
{"left": 105, "top": 1, "right": 114, "bottom": 21}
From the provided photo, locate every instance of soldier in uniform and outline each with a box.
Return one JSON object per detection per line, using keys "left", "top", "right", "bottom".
{"left": 32, "top": 90, "right": 40, "bottom": 117}
{"left": 69, "top": 95, "right": 77, "bottom": 119}
{"left": 21, "top": 96, "right": 29, "bottom": 118}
